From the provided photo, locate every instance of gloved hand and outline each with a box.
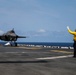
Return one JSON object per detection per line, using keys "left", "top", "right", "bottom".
{"left": 67, "top": 26, "right": 70, "bottom": 30}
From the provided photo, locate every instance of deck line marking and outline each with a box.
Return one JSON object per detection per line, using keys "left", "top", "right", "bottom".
{"left": 3, "top": 52, "right": 50, "bottom": 54}
{"left": 18, "top": 47, "right": 42, "bottom": 50}
{"left": 36, "top": 55, "right": 73, "bottom": 60}
{"left": 51, "top": 50, "right": 73, "bottom": 54}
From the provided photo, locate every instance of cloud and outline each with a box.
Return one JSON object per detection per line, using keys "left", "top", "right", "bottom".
{"left": 34, "top": 29, "right": 48, "bottom": 36}
{"left": 26, "top": 29, "right": 47, "bottom": 37}
{"left": 37, "top": 29, "right": 46, "bottom": 33}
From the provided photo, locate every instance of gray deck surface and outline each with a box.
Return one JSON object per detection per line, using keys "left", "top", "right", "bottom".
{"left": 0, "top": 46, "right": 75, "bottom": 75}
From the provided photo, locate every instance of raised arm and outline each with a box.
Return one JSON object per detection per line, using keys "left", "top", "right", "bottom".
{"left": 67, "top": 26, "right": 76, "bottom": 35}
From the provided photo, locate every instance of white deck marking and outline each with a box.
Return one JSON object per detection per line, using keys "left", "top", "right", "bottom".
{"left": 4, "top": 52, "right": 29, "bottom": 54}
{"left": 4, "top": 52, "right": 50, "bottom": 54}
{"left": 36, "top": 55, "right": 73, "bottom": 60}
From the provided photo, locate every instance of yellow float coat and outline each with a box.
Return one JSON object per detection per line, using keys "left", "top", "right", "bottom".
{"left": 68, "top": 29, "right": 76, "bottom": 41}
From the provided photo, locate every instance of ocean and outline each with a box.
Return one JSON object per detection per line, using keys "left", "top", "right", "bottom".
{"left": 0, "top": 42, "right": 73, "bottom": 47}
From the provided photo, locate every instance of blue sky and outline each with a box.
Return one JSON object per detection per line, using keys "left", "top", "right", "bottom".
{"left": 0, "top": 0, "right": 76, "bottom": 42}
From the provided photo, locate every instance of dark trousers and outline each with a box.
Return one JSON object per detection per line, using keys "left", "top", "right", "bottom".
{"left": 73, "top": 41, "right": 76, "bottom": 57}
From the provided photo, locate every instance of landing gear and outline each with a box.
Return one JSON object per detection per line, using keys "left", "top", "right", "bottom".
{"left": 11, "top": 41, "right": 17, "bottom": 46}
{"left": 14, "top": 42, "right": 17, "bottom": 46}
{"left": 4, "top": 41, "right": 17, "bottom": 47}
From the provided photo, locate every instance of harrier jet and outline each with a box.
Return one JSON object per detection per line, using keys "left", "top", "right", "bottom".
{"left": 0, "top": 29, "right": 26, "bottom": 46}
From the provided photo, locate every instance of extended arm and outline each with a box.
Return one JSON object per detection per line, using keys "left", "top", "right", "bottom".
{"left": 67, "top": 26, "right": 76, "bottom": 35}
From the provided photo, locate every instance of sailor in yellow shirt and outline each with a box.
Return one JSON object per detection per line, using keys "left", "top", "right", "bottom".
{"left": 67, "top": 26, "right": 76, "bottom": 57}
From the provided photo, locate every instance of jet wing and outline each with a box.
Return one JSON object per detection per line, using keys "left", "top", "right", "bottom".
{"left": 17, "top": 36, "right": 26, "bottom": 38}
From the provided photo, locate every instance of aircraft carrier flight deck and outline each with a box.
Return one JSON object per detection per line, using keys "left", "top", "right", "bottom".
{"left": 0, "top": 45, "right": 76, "bottom": 75}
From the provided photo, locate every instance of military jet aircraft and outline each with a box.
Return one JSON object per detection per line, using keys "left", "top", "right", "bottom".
{"left": 0, "top": 29, "right": 26, "bottom": 46}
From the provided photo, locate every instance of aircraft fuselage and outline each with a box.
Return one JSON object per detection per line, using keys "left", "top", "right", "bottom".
{"left": 0, "top": 35, "right": 17, "bottom": 41}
